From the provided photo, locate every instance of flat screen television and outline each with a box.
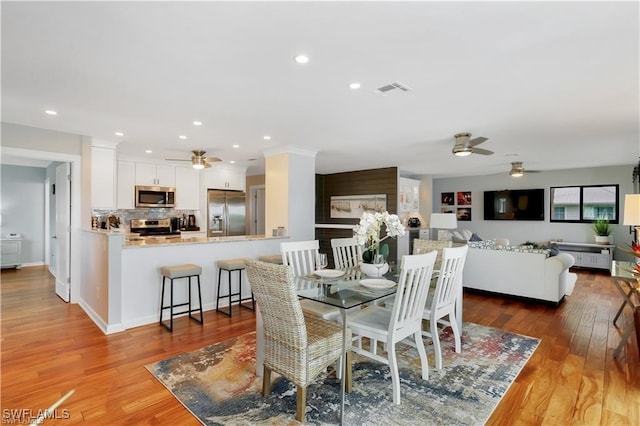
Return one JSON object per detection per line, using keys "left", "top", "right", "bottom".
{"left": 483, "top": 189, "right": 545, "bottom": 221}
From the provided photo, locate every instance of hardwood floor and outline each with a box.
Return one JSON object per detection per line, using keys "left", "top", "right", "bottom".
{"left": 1, "top": 266, "right": 638, "bottom": 424}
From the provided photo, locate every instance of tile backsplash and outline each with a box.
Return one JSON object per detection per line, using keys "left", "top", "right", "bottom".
{"left": 91, "top": 209, "right": 199, "bottom": 232}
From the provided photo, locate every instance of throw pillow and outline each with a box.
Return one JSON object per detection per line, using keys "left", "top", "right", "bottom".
{"left": 469, "top": 233, "right": 483, "bottom": 242}
{"left": 542, "top": 243, "right": 560, "bottom": 256}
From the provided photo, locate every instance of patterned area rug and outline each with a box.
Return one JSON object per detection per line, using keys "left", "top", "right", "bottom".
{"left": 146, "top": 323, "right": 539, "bottom": 425}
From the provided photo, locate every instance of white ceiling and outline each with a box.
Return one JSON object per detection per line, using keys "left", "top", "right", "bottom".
{"left": 2, "top": 1, "right": 638, "bottom": 177}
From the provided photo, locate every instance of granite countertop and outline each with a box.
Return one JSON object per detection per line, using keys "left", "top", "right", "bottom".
{"left": 123, "top": 234, "right": 287, "bottom": 248}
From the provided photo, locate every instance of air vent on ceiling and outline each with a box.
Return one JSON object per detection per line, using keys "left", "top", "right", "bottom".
{"left": 375, "top": 81, "right": 411, "bottom": 94}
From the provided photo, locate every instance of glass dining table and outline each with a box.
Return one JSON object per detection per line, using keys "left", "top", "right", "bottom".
{"left": 254, "top": 267, "right": 400, "bottom": 424}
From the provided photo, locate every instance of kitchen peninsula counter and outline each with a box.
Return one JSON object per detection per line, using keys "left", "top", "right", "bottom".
{"left": 81, "top": 229, "right": 287, "bottom": 334}
{"left": 123, "top": 234, "right": 278, "bottom": 248}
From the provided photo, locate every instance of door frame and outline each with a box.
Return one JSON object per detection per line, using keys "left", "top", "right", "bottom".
{"left": 249, "top": 184, "right": 265, "bottom": 235}
{"left": 2, "top": 146, "right": 82, "bottom": 303}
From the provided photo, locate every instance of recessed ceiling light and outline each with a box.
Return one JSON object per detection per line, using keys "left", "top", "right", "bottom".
{"left": 44, "top": 110, "right": 57, "bottom": 115}
{"left": 263, "top": 135, "right": 271, "bottom": 140}
{"left": 193, "top": 121, "right": 202, "bottom": 126}
{"left": 294, "top": 54, "right": 309, "bottom": 64}
{"left": 145, "top": 150, "right": 152, "bottom": 154}
{"left": 115, "top": 132, "right": 124, "bottom": 137}
{"left": 232, "top": 144, "right": 239, "bottom": 148}
{"left": 229, "top": 160, "right": 236, "bottom": 164}
{"left": 349, "top": 82, "right": 361, "bottom": 90}
{"left": 179, "top": 135, "right": 187, "bottom": 140}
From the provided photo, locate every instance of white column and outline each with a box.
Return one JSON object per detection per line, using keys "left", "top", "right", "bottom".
{"left": 263, "top": 146, "right": 316, "bottom": 241}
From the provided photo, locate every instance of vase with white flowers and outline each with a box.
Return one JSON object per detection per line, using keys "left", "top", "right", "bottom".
{"left": 353, "top": 211, "right": 406, "bottom": 276}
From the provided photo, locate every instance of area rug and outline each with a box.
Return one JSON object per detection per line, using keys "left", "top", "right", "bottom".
{"left": 146, "top": 323, "right": 539, "bottom": 425}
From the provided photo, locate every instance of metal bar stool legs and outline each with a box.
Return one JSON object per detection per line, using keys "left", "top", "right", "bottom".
{"left": 216, "top": 258, "right": 255, "bottom": 317}
{"left": 159, "top": 264, "right": 204, "bottom": 332}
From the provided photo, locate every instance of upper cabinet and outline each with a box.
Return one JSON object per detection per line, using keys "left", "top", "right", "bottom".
{"left": 204, "top": 165, "right": 246, "bottom": 191}
{"left": 116, "top": 160, "right": 135, "bottom": 209}
{"left": 135, "top": 163, "right": 175, "bottom": 187}
{"left": 398, "top": 177, "right": 420, "bottom": 213}
{"left": 91, "top": 145, "right": 116, "bottom": 209}
{"left": 174, "top": 166, "right": 200, "bottom": 210}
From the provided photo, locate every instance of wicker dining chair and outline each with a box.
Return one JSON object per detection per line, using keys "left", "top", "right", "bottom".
{"left": 244, "top": 259, "right": 352, "bottom": 422}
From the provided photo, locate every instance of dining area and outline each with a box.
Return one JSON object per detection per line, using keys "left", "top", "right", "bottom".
{"left": 246, "top": 235, "right": 469, "bottom": 423}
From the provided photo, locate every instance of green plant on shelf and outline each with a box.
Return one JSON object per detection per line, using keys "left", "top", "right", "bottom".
{"left": 592, "top": 219, "right": 611, "bottom": 236}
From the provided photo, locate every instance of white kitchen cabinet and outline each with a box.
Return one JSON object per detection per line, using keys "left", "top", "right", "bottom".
{"left": 398, "top": 177, "right": 420, "bottom": 213}
{"left": 91, "top": 146, "right": 116, "bottom": 209}
{"left": 117, "top": 160, "right": 135, "bottom": 209}
{"left": 135, "top": 163, "right": 175, "bottom": 187}
{"left": 556, "top": 241, "right": 614, "bottom": 271}
{"left": 204, "top": 165, "right": 246, "bottom": 191}
{"left": 1, "top": 237, "right": 23, "bottom": 269}
{"left": 175, "top": 166, "right": 199, "bottom": 210}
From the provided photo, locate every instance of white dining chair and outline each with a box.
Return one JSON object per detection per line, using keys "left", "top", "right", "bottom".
{"left": 280, "top": 240, "right": 341, "bottom": 321}
{"left": 422, "top": 244, "right": 468, "bottom": 369}
{"left": 347, "top": 251, "right": 437, "bottom": 404}
{"left": 331, "top": 237, "right": 363, "bottom": 269}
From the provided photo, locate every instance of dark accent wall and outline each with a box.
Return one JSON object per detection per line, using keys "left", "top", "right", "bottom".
{"left": 315, "top": 167, "right": 398, "bottom": 267}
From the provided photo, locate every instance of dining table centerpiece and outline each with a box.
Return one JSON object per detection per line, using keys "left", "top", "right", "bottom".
{"left": 354, "top": 211, "right": 406, "bottom": 276}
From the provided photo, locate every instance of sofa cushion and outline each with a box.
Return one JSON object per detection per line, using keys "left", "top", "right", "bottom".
{"left": 469, "top": 233, "right": 483, "bottom": 242}
{"left": 542, "top": 242, "right": 560, "bottom": 256}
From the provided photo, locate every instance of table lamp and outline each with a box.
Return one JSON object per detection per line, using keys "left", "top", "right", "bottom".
{"left": 623, "top": 194, "right": 640, "bottom": 244}
{"left": 429, "top": 213, "right": 458, "bottom": 240}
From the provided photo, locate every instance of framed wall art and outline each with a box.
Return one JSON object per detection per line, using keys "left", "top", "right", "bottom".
{"left": 330, "top": 194, "right": 387, "bottom": 219}
{"left": 441, "top": 192, "right": 455, "bottom": 206}
{"left": 457, "top": 191, "right": 472, "bottom": 206}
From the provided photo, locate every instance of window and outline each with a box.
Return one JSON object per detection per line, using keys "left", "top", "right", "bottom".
{"left": 550, "top": 184, "right": 619, "bottom": 223}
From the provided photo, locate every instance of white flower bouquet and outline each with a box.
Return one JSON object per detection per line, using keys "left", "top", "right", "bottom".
{"left": 353, "top": 211, "right": 405, "bottom": 262}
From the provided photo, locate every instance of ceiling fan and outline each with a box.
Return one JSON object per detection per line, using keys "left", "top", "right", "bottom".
{"left": 165, "top": 150, "right": 221, "bottom": 169}
{"left": 452, "top": 132, "right": 494, "bottom": 157}
{"left": 509, "top": 161, "right": 541, "bottom": 177}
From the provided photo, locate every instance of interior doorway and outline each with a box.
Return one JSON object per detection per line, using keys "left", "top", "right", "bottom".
{"left": 250, "top": 184, "right": 265, "bottom": 235}
{"left": 2, "top": 147, "right": 81, "bottom": 303}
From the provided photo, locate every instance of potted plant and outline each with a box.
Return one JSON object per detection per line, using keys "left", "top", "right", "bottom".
{"left": 353, "top": 211, "right": 405, "bottom": 276}
{"left": 593, "top": 219, "right": 611, "bottom": 245}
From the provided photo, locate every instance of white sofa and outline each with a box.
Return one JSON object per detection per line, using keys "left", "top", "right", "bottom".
{"left": 463, "top": 247, "right": 577, "bottom": 304}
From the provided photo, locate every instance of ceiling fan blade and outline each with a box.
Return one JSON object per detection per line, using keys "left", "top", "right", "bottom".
{"left": 204, "top": 162, "right": 212, "bottom": 169}
{"left": 473, "top": 147, "right": 494, "bottom": 156}
{"left": 468, "top": 137, "right": 488, "bottom": 147}
{"left": 204, "top": 157, "right": 222, "bottom": 163}
{"left": 165, "top": 158, "right": 191, "bottom": 161}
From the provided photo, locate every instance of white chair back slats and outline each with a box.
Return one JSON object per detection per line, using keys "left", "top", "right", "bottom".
{"left": 331, "top": 237, "right": 363, "bottom": 269}
{"left": 280, "top": 240, "right": 319, "bottom": 277}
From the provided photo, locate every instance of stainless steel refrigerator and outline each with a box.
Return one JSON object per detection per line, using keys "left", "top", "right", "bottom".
{"left": 207, "top": 190, "right": 247, "bottom": 237}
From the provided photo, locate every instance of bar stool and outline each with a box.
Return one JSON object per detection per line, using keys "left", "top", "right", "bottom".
{"left": 159, "top": 263, "right": 204, "bottom": 332}
{"left": 216, "top": 258, "right": 255, "bottom": 317}
{"left": 258, "top": 254, "right": 283, "bottom": 264}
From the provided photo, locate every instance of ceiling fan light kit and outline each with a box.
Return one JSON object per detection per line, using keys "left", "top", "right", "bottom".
{"left": 452, "top": 132, "right": 493, "bottom": 157}
{"left": 165, "top": 150, "right": 221, "bottom": 169}
{"left": 510, "top": 161, "right": 524, "bottom": 177}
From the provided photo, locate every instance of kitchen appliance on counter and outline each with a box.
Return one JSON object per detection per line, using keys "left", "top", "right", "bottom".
{"left": 130, "top": 219, "right": 181, "bottom": 239}
{"left": 207, "top": 190, "right": 246, "bottom": 237}
{"left": 135, "top": 186, "right": 176, "bottom": 208}
{"left": 170, "top": 215, "right": 200, "bottom": 232}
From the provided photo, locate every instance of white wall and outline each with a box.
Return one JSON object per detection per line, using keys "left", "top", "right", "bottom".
{"left": 0, "top": 165, "right": 46, "bottom": 265}
{"left": 433, "top": 165, "right": 634, "bottom": 260}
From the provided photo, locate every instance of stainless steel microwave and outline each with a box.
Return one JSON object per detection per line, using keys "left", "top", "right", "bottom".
{"left": 135, "top": 186, "right": 176, "bottom": 208}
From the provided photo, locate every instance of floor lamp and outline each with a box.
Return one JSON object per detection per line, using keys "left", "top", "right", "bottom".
{"left": 429, "top": 213, "right": 458, "bottom": 241}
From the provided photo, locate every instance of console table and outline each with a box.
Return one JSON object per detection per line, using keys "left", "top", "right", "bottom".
{"left": 554, "top": 241, "right": 615, "bottom": 271}
{"left": 1, "top": 237, "right": 23, "bottom": 269}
